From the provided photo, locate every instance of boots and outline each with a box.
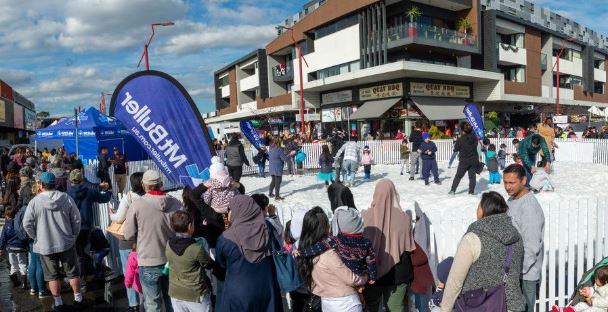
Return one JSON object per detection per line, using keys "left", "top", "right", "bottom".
{"left": 9, "top": 273, "right": 21, "bottom": 288}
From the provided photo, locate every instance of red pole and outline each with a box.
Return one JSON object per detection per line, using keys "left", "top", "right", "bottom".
{"left": 144, "top": 44, "right": 150, "bottom": 71}
{"left": 298, "top": 50, "right": 305, "bottom": 137}
{"left": 556, "top": 54, "right": 560, "bottom": 115}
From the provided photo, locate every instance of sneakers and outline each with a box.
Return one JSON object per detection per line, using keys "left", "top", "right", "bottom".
{"left": 39, "top": 290, "right": 51, "bottom": 298}
{"left": 73, "top": 299, "right": 93, "bottom": 310}
{"left": 127, "top": 306, "right": 140, "bottom": 312}
{"left": 30, "top": 289, "right": 37, "bottom": 296}
{"left": 425, "top": 181, "right": 430, "bottom": 186}
{"left": 400, "top": 172, "right": 403, "bottom": 175}
{"left": 409, "top": 177, "right": 415, "bottom": 181}
{"left": 53, "top": 305, "right": 69, "bottom": 312}
{"left": 551, "top": 305, "right": 575, "bottom": 312}
{"left": 448, "top": 191, "right": 455, "bottom": 195}
{"left": 275, "top": 196, "right": 285, "bottom": 201}
{"left": 435, "top": 180, "right": 441, "bottom": 185}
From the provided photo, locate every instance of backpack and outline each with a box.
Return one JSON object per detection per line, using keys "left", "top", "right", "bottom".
{"left": 13, "top": 206, "right": 29, "bottom": 241}
{"left": 266, "top": 220, "right": 302, "bottom": 294}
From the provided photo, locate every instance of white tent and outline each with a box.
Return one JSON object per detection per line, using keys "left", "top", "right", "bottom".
{"left": 588, "top": 106, "right": 604, "bottom": 116}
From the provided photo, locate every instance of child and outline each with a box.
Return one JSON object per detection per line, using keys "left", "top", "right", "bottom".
{"left": 361, "top": 146, "right": 374, "bottom": 181}
{"left": 512, "top": 138, "right": 520, "bottom": 151}
{"left": 318, "top": 145, "right": 335, "bottom": 188}
{"left": 283, "top": 220, "right": 296, "bottom": 252}
{"left": 295, "top": 207, "right": 377, "bottom": 283}
{"left": 513, "top": 153, "right": 523, "bottom": 166}
{"left": 498, "top": 143, "right": 508, "bottom": 170}
{"left": 0, "top": 206, "right": 29, "bottom": 288}
{"left": 529, "top": 170, "right": 555, "bottom": 193}
{"left": 89, "top": 227, "right": 110, "bottom": 280}
{"left": 204, "top": 156, "right": 238, "bottom": 214}
{"left": 485, "top": 144, "right": 501, "bottom": 184}
{"left": 124, "top": 244, "right": 143, "bottom": 305}
{"left": 253, "top": 146, "right": 269, "bottom": 178}
{"left": 400, "top": 138, "right": 410, "bottom": 175}
{"left": 418, "top": 133, "right": 440, "bottom": 186}
{"left": 166, "top": 211, "right": 213, "bottom": 311}
{"left": 430, "top": 257, "right": 454, "bottom": 311}
{"left": 552, "top": 266, "right": 608, "bottom": 312}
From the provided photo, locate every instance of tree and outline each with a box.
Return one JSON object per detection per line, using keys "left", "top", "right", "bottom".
{"left": 457, "top": 17, "right": 473, "bottom": 35}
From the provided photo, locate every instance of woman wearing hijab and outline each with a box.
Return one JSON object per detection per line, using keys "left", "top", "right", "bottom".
{"left": 411, "top": 204, "right": 435, "bottom": 312}
{"left": 327, "top": 182, "right": 356, "bottom": 213}
{"left": 215, "top": 195, "right": 282, "bottom": 312}
{"left": 363, "top": 178, "right": 415, "bottom": 312}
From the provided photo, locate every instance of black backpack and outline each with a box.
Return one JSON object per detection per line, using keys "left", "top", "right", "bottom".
{"left": 13, "top": 206, "right": 29, "bottom": 241}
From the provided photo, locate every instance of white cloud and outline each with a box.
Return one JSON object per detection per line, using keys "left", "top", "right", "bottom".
{"left": 0, "top": 69, "right": 33, "bottom": 86}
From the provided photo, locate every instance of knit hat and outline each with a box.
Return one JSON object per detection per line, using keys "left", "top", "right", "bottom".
{"left": 39, "top": 172, "right": 56, "bottom": 185}
{"left": 334, "top": 207, "right": 364, "bottom": 234}
{"left": 142, "top": 170, "right": 162, "bottom": 185}
{"left": 19, "top": 166, "right": 33, "bottom": 178}
{"left": 437, "top": 257, "right": 454, "bottom": 283}
{"left": 69, "top": 169, "right": 83, "bottom": 183}
{"left": 422, "top": 133, "right": 431, "bottom": 141}
{"left": 26, "top": 157, "right": 36, "bottom": 167}
{"left": 209, "top": 156, "right": 227, "bottom": 179}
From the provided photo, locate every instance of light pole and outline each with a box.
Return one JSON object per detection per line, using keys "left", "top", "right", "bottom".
{"left": 552, "top": 37, "right": 576, "bottom": 116}
{"left": 137, "top": 22, "right": 175, "bottom": 70}
{"left": 276, "top": 25, "right": 309, "bottom": 137}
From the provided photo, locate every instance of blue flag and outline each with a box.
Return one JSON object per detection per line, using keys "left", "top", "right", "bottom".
{"left": 110, "top": 71, "right": 215, "bottom": 188}
{"left": 240, "top": 120, "right": 263, "bottom": 150}
{"left": 463, "top": 103, "right": 485, "bottom": 140}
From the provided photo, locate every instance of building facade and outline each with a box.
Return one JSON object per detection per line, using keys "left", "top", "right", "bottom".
{"left": 210, "top": 0, "right": 608, "bottom": 138}
{"left": 0, "top": 80, "right": 36, "bottom": 145}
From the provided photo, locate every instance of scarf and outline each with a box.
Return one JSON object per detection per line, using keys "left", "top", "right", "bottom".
{"left": 222, "top": 195, "right": 270, "bottom": 263}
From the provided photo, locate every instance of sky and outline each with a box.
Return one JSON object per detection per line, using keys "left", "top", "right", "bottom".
{"left": 0, "top": 0, "right": 606, "bottom": 117}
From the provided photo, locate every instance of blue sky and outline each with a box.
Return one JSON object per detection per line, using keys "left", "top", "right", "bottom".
{"left": 0, "top": 0, "right": 606, "bottom": 117}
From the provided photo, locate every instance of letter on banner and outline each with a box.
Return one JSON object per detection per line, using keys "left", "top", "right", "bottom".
{"left": 463, "top": 103, "right": 485, "bottom": 140}
{"left": 239, "top": 119, "right": 263, "bottom": 150}
{"left": 110, "top": 70, "right": 215, "bottom": 187}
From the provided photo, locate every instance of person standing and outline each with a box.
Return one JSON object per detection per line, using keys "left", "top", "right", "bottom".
{"left": 335, "top": 140, "right": 361, "bottom": 188}
{"left": 318, "top": 145, "right": 335, "bottom": 189}
{"left": 22, "top": 172, "right": 85, "bottom": 311}
{"left": 503, "top": 164, "right": 545, "bottom": 312}
{"left": 254, "top": 146, "right": 269, "bottom": 178}
{"left": 330, "top": 130, "right": 345, "bottom": 183}
{"left": 268, "top": 138, "right": 295, "bottom": 201}
{"left": 409, "top": 124, "right": 423, "bottom": 181}
{"left": 224, "top": 136, "right": 250, "bottom": 183}
{"left": 418, "top": 134, "right": 440, "bottom": 186}
{"left": 400, "top": 138, "right": 410, "bottom": 175}
{"left": 395, "top": 129, "right": 405, "bottom": 141}
{"left": 110, "top": 147, "right": 128, "bottom": 193}
{"left": 537, "top": 117, "right": 558, "bottom": 163}
{"left": 97, "top": 146, "right": 111, "bottom": 185}
{"left": 0, "top": 147, "right": 10, "bottom": 181}
{"left": 124, "top": 170, "right": 183, "bottom": 312}
{"left": 449, "top": 122, "right": 480, "bottom": 195}
{"left": 447, "top": 136, "right": 459, "bottom": 169}
{"left": 518, "top": 134, "right": 552, "bottom": 184}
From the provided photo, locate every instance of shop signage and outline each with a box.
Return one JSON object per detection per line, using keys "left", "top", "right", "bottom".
{"left": 322, "top": 90, "right": 353, "bottom": 105}
{"left": 410, "top": 82, "right": 470, "bottom": 98}
{"left": 25, "top": 109, "right": 36, "bottom": 131}
{"left": 0, "top": 100, "right": 5, "bottom": 123}
{"left": 359, "top": 83, "right": 403, "bottom": 100}
{"left": 295, "top": 113, "right": 321, "bottom": 122}
{"left": 321, "top": 108, "right": 342, "bottom": 122}
{"left": 13, "top": 104, "right": 23, "bottom": 129}
{"left": 552, "top": 115, "right": 568, "bottom": 124}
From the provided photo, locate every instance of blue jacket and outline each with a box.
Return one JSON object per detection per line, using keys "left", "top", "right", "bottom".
{"left": 67, "top": 184, "right": 112, "bottom": 230}
{"left": 319, "top": 153, "right": 334, "bottom": 173}
{"left": 418, "top": 141, "right": 438, "bottom": 160}
{"left": 267, "top": 147, "right": 291, "bottom": 177}
{"left": 0, "top": 218, "right": 28, "bottom": 250}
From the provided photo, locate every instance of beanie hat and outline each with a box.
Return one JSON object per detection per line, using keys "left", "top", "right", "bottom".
{"left": 437, "top": 257, "right": 454, "bottom": 284}
{"left": 334, "top": 207, "right": 364, "bottom": 234}
{"left": 19, "top": 166, "right": 33, "bottom": 178}
{"left": 39, "top": 172, "right": 56, "bottom": 185}
{"left": 69, "top": 169, "right": 83, "bottom": 184}
{"left": 422, "top": 133, "right": 431, "bottom": 141}
{"left": 209, "top": 156, "right": 227, "bottom": 179}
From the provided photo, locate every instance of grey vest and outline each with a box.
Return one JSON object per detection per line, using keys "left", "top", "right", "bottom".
{"left": 224, "top": 144, "right": 242, "bottom": 167}
{"left": 463, "top": 214, "right": 526, "bottom": 312}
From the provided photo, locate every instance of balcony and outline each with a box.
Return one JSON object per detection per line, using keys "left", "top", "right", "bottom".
{"left": 552, "top": 56, "right": 583, "bottom": 77}
{"left": 410, "top": 0, "right": 471, "bottom": 11}
{"left": 220, "top": 85, "right": 230, "bottom": 98}
{"left": 594, "top": 68, "right": 607, "bottom": 83}
{"left": 272, "top": 64, "right": 293, "bottom": 82}
{"left": 386, "top": 22, "right": 478, "bottom": 54}
{"left": 496, "top": 43, "right": 526, "bottom": 66}
{"left": 240, "top": 73, "right": 259, "bottom": 92}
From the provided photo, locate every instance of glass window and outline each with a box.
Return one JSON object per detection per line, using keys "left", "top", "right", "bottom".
{"left": 219, "top": 75, "right": 229, "bottom": 87}
{"left": 594, "top": 81, "right": 605, "bottom": 94}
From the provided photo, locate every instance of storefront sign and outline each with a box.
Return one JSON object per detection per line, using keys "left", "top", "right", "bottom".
{"left": 13, "top": 104, "right": 23, "bottom": 129}
{"left": 322, "top": 108, "right": 342, "bottom": 122}
{"left": 410, "top": 82, "right": 470, "bottom": 98}
{"left": 359, "top": 83, "right": 403, "bottom": 101}
{"left": 0, "top": 100, "right": 5, "bottom": 123}
{"left": 322, "top": 90, "right": 353, "bottom": 105}
{"left": 25, "top": 109, "right": 36, "bottom": 131}
{"left": 295, "top": 113, "right": 321, "bottom": 122}
{"left": 552, "top": 115, "right": 568, "bottom": 124}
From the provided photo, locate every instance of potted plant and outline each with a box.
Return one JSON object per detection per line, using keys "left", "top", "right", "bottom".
{"left": 405, "top": 6, "right": 422, "bottom": 37}
{"left": 457, "top": 16, "right": 473, "bottom": 45}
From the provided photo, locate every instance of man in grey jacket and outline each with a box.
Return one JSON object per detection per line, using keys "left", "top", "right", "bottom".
{"left": 124, "top": 170, "right": 183, "bottom": 312}
{"left": 23, "top": 172, "right": 84, "bottom": 311}
{"left": 224, "top": 135, "right": 250, "bottom": 182}
{"left": 503, "top": 164, "right": 545, "bottom": 312}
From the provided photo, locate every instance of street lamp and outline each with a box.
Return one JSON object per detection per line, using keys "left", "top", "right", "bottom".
{"left": 137, "top": 22, "right": 175, "bottom": 70}
{"left": 276, "top": 25, "right": 309, "bottom": 137}
{"left": 552, "top": 37, "right": 576, "bottom": 116}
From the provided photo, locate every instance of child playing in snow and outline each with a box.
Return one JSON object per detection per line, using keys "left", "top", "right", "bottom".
{"left": 0, "top": 206, "right": 28, "bottom": 288}
{"left": 361, "top": 146, "right": 375, "bottom": 181}
{"left": 400, "top": 138, "right": 410, "bottom": 175}
{"left": 204, "top": 156, "right": 239, "bottom": 215}
{"left": 124, "top": 244, "right": 143, "bottom": 301}
{"left": 552, "top": 266, "right": 608, "bottom": 312}
{"left": 498, "top": 143, "right": 508, "bottom": 169}
{"left": 295, "top": 207, "right": 377, "bottom": 283}
{"left": 418, "top": 133, "right": 440, "bottom": 186}
{"left": 486, "top": 144, "right": 501, "bottom": 184}
{"left": 430, "top": 257, "right": 454, "bottom": 311}
{"left": 318, "top": 145, "right": 335, "bottom": 188}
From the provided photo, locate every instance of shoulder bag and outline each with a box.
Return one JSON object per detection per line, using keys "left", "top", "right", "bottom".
{"left": 266, "top": 220, "right": 303, "bottom": 294}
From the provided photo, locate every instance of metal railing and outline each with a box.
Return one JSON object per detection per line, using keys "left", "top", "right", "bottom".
{"left": 386, "top": 22, "right": 477, "bottom": 48}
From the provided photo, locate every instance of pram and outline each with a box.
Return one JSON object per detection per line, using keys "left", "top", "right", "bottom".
{"left": 568, "top": 257, "right": 608, "bottom": 306}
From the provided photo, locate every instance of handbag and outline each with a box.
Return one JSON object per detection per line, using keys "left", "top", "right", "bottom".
{"left": 455, "top": 245, "right": 513, "bottom": 312}
{"left": 266, "top": 220, "right": 303, "bottom": 294}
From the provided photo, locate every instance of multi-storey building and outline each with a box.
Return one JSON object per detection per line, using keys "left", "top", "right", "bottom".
{"left": 209, "top": 0, "right": 608, "bottom": 138}
{"left": 0, "top": 80, "right": 36, "bottom": 145}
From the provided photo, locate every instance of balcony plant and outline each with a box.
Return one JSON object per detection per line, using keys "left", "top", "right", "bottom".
{"left": 405, "top": 6, "right": 421, "bottom": 37}
{"left": 457, "top": 16, "right": 473, "bottom": 45}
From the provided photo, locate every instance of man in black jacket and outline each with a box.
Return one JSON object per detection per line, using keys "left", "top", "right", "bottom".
{"left": 224, "top": 136, "right": 250, "bottom": 182}
{"left": 408, "top": 124, "right": 423, "bottom": 181}
{"left": 449, "top": 122, "right": 480, "bottom": 195}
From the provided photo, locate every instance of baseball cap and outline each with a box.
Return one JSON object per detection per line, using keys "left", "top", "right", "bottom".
{"left": 142, "top": 170, "right": 162, "bottom": 185}
{"left": 69, "top": 169, "right": 83, "bottom": 184}
{"left": 39, "top": 172, "right": 56, "bottom": 185}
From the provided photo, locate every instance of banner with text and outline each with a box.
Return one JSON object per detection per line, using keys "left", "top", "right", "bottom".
{"left": 110, "top": 71, "right": 215, "bottom": 188}
{"left": 463, "top": 103, "right": 485, "bottom": 140}
{"left": 240, "top": 120, "right": 263, "bottom": 150}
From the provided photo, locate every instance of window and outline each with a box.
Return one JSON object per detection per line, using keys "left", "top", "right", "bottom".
{"left": 500, "top": 65, "right": 526, "bottom": 82}
{"left": 594, "top": 59, "right": 605, "bottom": 70}
{"left": 315, "top": 15, "right": 358, "bottom": 39}
{"left": 219, "top": 75, "right": 229, "bottom": 87}
{"left": 311, "top": 60, "right": 360, "bottom": 81}
{"left": 498, "top": 33, "right": 524, "bottom": 48}
{"left": 553, "top": 75, "right": 582, "bottom": 88}
{"left": 595, "top": 81, "right": 605, "bottom": 94}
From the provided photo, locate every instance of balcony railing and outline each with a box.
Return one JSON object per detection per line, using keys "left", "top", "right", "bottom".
{"left": 272, "top": 63, "right": 293, "bottom": 82}
{"left": 386, "top": 22, "right": 477, "bottom": 49}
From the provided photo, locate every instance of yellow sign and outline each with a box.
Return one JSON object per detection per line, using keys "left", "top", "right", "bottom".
{"left": 0, "top": 100, "right": 5, "bottom": 123}
{"left": 410, "top": 82, "right": 470, "bottom": 98}
{"left": 359, "top": 82, "right": 403, "bottom": 100}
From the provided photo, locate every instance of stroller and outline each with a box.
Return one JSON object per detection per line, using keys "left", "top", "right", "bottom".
{"left": 568, "top": 257, "right": 608, "bottom": 306}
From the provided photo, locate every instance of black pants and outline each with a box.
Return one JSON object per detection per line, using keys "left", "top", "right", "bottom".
{"left": 335, "top": 157, "right": 343, "bottom": 183}
{"left": 269, "top": 175, "right": 282, "bottom": 196}
{"left": 450, "top": 162, "right": 477, "bottom": 193}
{"left": 76, "top": 230, "right": 92, "bottom": 278}
{"left": 227, "top": 165, "right": 243, "bottom": 182}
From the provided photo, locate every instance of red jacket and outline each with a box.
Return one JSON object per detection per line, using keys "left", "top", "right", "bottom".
{"left": 410, "top": 242, "right": 435, "bottom": 294}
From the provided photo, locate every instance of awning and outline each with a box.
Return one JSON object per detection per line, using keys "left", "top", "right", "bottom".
{"left": 349, "top": 98, "right": 401, "bottom": 120}
{"left": 411, "top": 96, "right": 467, "bottom": 121}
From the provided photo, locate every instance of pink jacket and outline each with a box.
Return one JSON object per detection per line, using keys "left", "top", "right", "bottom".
{"left": 361, "top": 153, "right": 374, "bottom": 165}
{"left": 124, "top": 251, "right": 142, "bottom": 294}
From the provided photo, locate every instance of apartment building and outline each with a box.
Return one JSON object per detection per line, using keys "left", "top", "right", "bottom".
{"left": 209, "top": 0, "right": 608, "bottom": 137}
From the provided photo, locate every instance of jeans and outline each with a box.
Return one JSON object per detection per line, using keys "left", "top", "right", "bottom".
{"left": 448, "top": 151, "right": 459, "bottom": 168}
{"left": 341, "top": 160, "right": 358, "bottom": 184}
{"left": 523, "top": 165, "right": 533, "bottom": 188}
{"left": 76, "top": 229, "right": 91, "bottom": 279}
{"left": 363, "top": 164, "right": 371, "bottom": 180}
{"left": 28, "top": 245, "right": 47, "bottom": 293}
{"left": 409, "top": 152, "right": 420, "bottom": 178}
{"left": 171, "top": 293, "right": 211, "bottom": 312}
{"left": 522, "top": 279, "right": 539, "bottom": 312}
{"left": 422, "top": 159, "right": 439, "bottom": 183}
{"left": 498, "top": 158, "right": 506, "bottom": 170}
{"left": 415, "top": 293, "right": 431, "bottom": 312}
{"left": 140, "top": 265, "right": 172, "bottom": 312}
{"left": 258, "top": 162, "right": 265, "bottom": 177}
{"left": 119, "top": 248, "right": 139, "bottom": 307}
{"left": 489, "top": 171, "right": 501, "bottom": 184}
{"left": 364, "top": 283, "right": 407, "bottom": 312}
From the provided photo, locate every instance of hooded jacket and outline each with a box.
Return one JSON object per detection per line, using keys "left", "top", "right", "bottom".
{"left": 123, "top": 193, "right": 183, "bottom": 266}
{"left": 166, "top": 236, "right": 212, "bottom": 302}
{"left": 0, "top": 218, "right": 28, "bottom": 250}
{"left": 22, "top": 191, "right": 81, "bottom": 255}
{"left": 67, "top": 183, "right": 112, "bottom": 230}
{"left": 454, "top": 133, "right": 479, "bottom": 165}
